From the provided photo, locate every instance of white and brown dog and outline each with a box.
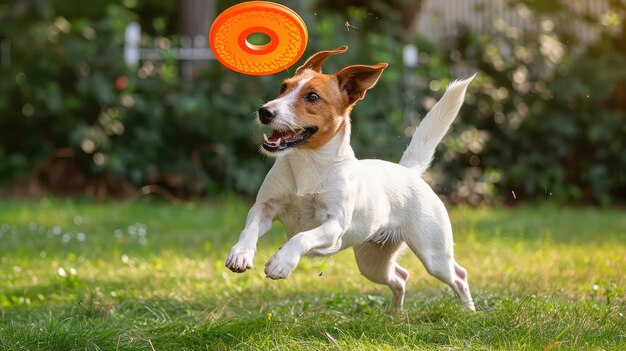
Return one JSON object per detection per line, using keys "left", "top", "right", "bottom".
{"left": 225, "top": 46, "right": 476, "bottom": 310}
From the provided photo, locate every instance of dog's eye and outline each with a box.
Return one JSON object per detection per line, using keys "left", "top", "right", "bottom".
{"left": 279, "top": 83, "right": 287, "bottom": 94}
{"left": 304, "top": 92, "right": 320, "bottom": 102}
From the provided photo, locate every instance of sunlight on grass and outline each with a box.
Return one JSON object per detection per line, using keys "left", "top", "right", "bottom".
{"left": 0, "top": 198, "right": 625, "bottom": 350}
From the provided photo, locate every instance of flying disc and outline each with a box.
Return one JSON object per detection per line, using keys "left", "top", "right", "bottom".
{"left": 209, "top": 1, "right": 308, "bottom": 75}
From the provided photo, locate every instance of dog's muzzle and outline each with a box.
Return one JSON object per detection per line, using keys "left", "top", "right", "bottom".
{"left": 262, "top": 126, "right": 318, "bottom": 153}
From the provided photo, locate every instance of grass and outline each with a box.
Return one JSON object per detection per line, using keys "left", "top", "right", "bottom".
{"left": 0, "top": 197, "right": 625, "bottom": 350}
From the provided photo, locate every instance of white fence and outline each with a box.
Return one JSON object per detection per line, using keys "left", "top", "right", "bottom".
{"left": 123, "top": 22, "right": 214, "bottom": 67}
{"left": 417, "top": 0, "right": 609, "bottom": 44}
{"left": 1, "top": 1, "right": 614, "bottom": 71}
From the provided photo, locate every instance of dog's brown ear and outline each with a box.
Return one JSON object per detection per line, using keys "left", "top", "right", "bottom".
{"left": 295, "top": 46, "right": 348, "bottom": 75}
{"left": 336, "top": 63, "right": 388, "bottom": 105}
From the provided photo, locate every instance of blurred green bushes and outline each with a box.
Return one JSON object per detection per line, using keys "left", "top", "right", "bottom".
{"left": 0, "top": 0, "right": 625, "bottom": 204}
{"left": 439, "top": 1, "right": 626, "bottom": 205}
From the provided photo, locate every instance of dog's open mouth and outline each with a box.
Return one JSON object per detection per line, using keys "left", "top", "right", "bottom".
{"left": 262, "top": 126, "right": 318, "bottom": 152}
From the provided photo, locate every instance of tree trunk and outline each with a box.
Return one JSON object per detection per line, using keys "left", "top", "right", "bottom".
{"left": 180, "top": 0, "right": 216, "bottom": 80}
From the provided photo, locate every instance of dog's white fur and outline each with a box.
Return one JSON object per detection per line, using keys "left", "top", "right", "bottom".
{"left": 225, "top": 49, "right": 476, "bottom": 310}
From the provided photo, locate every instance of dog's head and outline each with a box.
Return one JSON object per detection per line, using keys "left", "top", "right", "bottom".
{"left": 257, "top": 46, "right": 387, "bottom": 156}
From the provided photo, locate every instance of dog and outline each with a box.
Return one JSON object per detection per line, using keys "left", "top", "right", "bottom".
{"left": 225, "top": 46, "right": 475, "bottom": 310}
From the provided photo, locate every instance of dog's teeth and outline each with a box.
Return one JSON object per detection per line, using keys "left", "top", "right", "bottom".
{"left": 263, "top": 133, "right": 269, "bottom": 143}
{"left": 276, "top": 138, "right": 281, "bottom": 145}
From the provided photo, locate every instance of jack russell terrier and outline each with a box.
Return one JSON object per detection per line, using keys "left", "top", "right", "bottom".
{"left": 225, "top": 46, "right": 476, "bottom": 310}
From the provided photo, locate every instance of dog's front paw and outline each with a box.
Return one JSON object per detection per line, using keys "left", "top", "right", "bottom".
{"left": 264, "top": 251, "right": 299, "bottom": 279}
{"left": 225, "top": 244, "right": 255, "bottom": 273}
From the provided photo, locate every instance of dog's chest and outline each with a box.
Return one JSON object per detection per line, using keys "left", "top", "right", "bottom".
{"left": 277, "top": 194, "right": 329, "bottom": 237}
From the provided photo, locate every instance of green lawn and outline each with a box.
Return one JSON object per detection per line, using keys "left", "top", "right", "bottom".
{"left": 0, "top": 198, "right": 625, "bottom": 350}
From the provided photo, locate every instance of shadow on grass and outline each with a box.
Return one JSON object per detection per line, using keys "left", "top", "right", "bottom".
{"left": 0, "top": 293, "right": 468, "bottom": 350}
{"left": 2, "top": 282, "right": 625, "bottom": 350}
{"left": 2, "top": 201, "right": 626, "bottom": 349}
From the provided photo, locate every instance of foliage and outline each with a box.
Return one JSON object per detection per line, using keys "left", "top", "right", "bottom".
{"left": 426, "top": 0, "right": 626, "bottom": 205}
{"left": 0, "top": 0, "right": 412, "bottom": 199}
{"left": 0, "top": 1, "right": 279, "bottom": 197}
{"left": 0, "top": 199, "right": 625, "bottom": 349}
{"left": 1, "top": 0, "right": 625, "bottom": 204}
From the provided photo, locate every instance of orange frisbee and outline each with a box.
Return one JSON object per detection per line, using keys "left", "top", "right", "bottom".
{"left": 209, "top": 1, "right": 308, "bottom": 75}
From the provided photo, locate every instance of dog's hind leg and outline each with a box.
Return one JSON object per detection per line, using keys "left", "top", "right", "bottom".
{"left": 353, "top": 242, "right": 408, "bottom": 311}
{"left": 403, "top": 207, "right": 476, "bottom": 310}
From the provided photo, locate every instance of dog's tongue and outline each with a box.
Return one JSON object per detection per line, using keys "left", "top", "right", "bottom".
{"left": 269, "top": 130, "right": 295, "bottom": 142}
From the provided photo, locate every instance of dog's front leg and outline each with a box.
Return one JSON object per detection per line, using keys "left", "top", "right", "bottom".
{"left": 264, "top": 220, "right": 345, "bottom": 279}
{"left": 225, "top": 202, "right": 277, "bottom": 273}
{"left": 226, "top": 159, "right": 294, "bottom": 273}
{"left": 264, "top": 184, "right": 355, "bottom": 279}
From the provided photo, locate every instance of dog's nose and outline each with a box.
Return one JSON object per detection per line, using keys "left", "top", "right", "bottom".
{"left": 258, "top": 107, "right": 274, "bottom": 124}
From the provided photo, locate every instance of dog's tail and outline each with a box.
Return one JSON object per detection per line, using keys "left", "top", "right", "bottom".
{"left": 399, "top": 74, "right": 475, "bottom": 174}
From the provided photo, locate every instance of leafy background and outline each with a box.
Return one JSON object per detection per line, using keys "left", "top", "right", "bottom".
{"left": 1, "top": 0, "right": 625, "bottom": 205}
